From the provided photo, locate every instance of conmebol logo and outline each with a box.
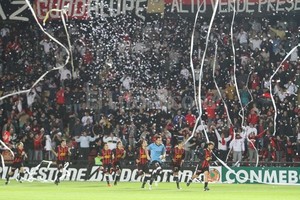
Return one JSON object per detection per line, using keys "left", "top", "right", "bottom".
{"left": 223, "top": 167, "right": 300, "bottom": 184}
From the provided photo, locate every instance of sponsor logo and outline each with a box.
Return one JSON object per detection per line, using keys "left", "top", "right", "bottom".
{"left": 0, "top": 165, "right": 221, "bottom": 182}
{"left": 223, "top": 168, "right": 300, "bottom": 184}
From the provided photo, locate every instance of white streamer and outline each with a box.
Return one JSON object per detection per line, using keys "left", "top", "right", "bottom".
{"left": 0, "top": 154, "right": 5, "bottom": 179}
{"left": 59, "top": 162, "right": 71, "bottom": 181}
{"left": 23, "top": 160, "right": 53, "bottom": 182}
{"left": 212, "top": 41, "right": 233, "bottom": 126}
{"left": 23, "top": 160, "right": 70, "bottom": 183}
{"left": 230, "top": 0, "right": 245, "bottom": 128}
{"left": 224, "top": 0, "right": 241, "bottom": 165}
{"left": 0, "top": 0, "right": 71, "bottom": 102}
{"left": 43, "top": 5, "right": 75, "bottom": 77}
{"left": 190, "top": 2, "right": 204, "bottom": 112}
{"left": 269, "top": 45, "right": 300, "bottom": 136}
{"left": 0, "top": 139, "right": 15, "bottom": 178}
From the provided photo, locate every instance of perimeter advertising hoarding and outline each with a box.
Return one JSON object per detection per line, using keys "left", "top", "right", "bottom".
{"left": 1, "top": 165, "right": 299, "bottom": 184}
{"left": 1, "top": 0, "right": 300, "bottom": 22}
{"left": 222, "top": 167, "right": 300, "bottom": 184}
{"left": 0, "top": 165, "right": 222, "bottom": 182}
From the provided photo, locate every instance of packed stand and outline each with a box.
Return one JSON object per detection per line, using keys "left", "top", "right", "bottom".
{"left": 0, "top": 13, "right": 300, "bottom": 167}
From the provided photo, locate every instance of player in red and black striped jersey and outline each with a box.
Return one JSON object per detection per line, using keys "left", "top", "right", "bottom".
{"left": 5, "top": 142, "right": 27, "bottom": 184}
{"left": 187, "top": 141, "right": 215, "bottom": 191}
{"left": 135, "top": 139, "right": 150, "bottom": 188}
{"left": 101, "top": 142, "right": 113, "bottom": 186}
{"left": 171, "top": 141, "right": 185, "bottom": 189}
{"left": 52, "top": 140, "right": 71, "bottom": 185}
{"left": 112, "top": 141, "right": 126, "bottom": 185}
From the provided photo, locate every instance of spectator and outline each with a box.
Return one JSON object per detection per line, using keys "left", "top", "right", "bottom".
{"left": 213, "top": 126, "right": 231, "bottom": 162}
{"left": 103, "top": 132, "right": 120, "bottom": 150}
{"left": 229, "top": 129, "right": 245, "bottom": 167}
{"left": 75, "top": 131, "right": 98, "bottom": 161}
{"left": 185, "top": 110, "right": 196, "bottom": 129}
{"left": 81, "top": 111, "right": 93, "bottom": 126}
{"left": 33, "top": 132, "right": 44, "bottom": 162}
{"left": 127, "top": 121, "right": 137, "bottom": 148}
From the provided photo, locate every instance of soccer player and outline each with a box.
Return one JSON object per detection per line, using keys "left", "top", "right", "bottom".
{"left": 5, "top": 142, "right": 27, "bottom": 184}
{"left": 112, "top": 141, "right": 126, "bottom": 185}
{"left": 135, "top": 139, "right": 150, "bottom": 188}
{"left": 52, "top": 139, "right": 71, "bottom": 185}
{"left": 101, "top": 142, "right": 113, "bottom": 186}
{"left": 186, "top": 141, "right": 215, "bottom": 191}
{"left": 171, "top": 140, "right": 185, "bottom": 189}
{"left": 147, "top": 134, "right": 166, "bottom": 190}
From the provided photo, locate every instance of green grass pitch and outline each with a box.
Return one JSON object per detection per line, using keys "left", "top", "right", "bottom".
{"left": 1, "top": 181, "right": 300, "bottom": 200}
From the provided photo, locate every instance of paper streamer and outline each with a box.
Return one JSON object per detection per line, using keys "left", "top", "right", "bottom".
{"left": 43, "top": 4, "right": 75, "bottom": 77}
{"left": 184, "top": 2, "right": 204, "bottom": 145}
{"left": 230, "top": 0, "right": 245, "bottom": 128}
{"left": 189, "top": 2, "right": 204, "bottom": 112}
{"left": 224, "top": 0, "right": 239, "bottom": 164}
{"left": 0, "top": 0, "right": 72, "bottom": 179}
{"left": 269, "top": 45, "right": 300, "bottom": 136}
{"left": 185, "top": 0, "right": 219, "bottom": 145}
{"left": 229, "top": 1, "right": 257, "bottom": 167}
{"left": 0, "top": 139, "right": 15, "bottom": 178}
{"left": 238, "top": 68, "right": 254, "bottom": 117}
{"left": 23, "top": 160, "right": 70, "bottom": 183}
{"left": 0, "top": 0, "right": 71, "bottom": 102}
{"left": 212, "top": 41, "right": 233, "bottom": 126}
{"left": 0, "top": 154, "right": 5, "bottom": 178}
{"left": 197, "top": 0, "right": 220, "bottom": 120}
{"left": 23, "top": 160, "right": 53, "bottom": 182}
{"left": 58, "top": 162, "right": 70, "bottom": 181}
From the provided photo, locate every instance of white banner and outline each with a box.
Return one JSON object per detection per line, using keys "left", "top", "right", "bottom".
{"left": 0, "top": 165, "right": 222, "bottom": 182}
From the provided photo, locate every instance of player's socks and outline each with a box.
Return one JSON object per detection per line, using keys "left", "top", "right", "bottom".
{"left": 19, "top": 172, "right": 25, "bottom": 183}
{"left": 148, "top": 185, "right": 152, "bottom": 190}
{"left": 149, "top": 172, "right": 158, "bottom": 185}
{"left": 204, "top": 182, "right": 209, "bottom": 191}
{"left": 173, "top": 176, "right": 180, "bottom": 189}
{"left": 105, "top": 175, "right": 110, "bottom": 186}
{"left": 176, "top": 182, "right": 181, "bottom": 189}
{"left": 114, "top": 175, "right": 120, "bottom": 185}
{"left": 5, "top": 174, "right": 10, "bottom": 185}
{"left": 141, "top": 176, "right": 149, "bottom": 188}
{"left": 150, "top": 168, "right": 160, "bottom": 182}
{"left": 186, "top": 178, "right": 192, "bottom": 186}
{"left": 55, "top": 171, "right": 62, "bottom": 185}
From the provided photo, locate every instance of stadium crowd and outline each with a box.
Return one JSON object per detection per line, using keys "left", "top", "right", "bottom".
{"left": 0, "top": 11, "right": 300, "bottom": 167}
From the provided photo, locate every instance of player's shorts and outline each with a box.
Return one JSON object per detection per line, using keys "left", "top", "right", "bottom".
{"left": 149, "top": 160, "right": 162, "bottom": 170}
{"left": 11, "top": 162, "right": 23, "bottom": 170}
{"left": 102, "top": 163, "right": 113, "bottom": 174}
{"left": 195, "top": 166, "right": 209, "bottom": 175}
{"left": 172, "top": 162, "right": 182, "bottom": 172}
{"left": 113, "top": 161, "right": 122, "bottom": 171}
{"left": 57, "top": 160, "right": 66, "bottom": 168}
{"left": 137, "top": 163, "right": 149, "bottom": 174}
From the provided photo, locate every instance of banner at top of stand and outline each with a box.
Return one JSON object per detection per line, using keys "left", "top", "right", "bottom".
{"left": 164, "top": 0, "right": 300, "bottom": 15}
{"left": 1, "top": 0, "right": 300, "bottom": 22}
{"left": 33, "top": 0, "right": 149, "bottom": 20}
